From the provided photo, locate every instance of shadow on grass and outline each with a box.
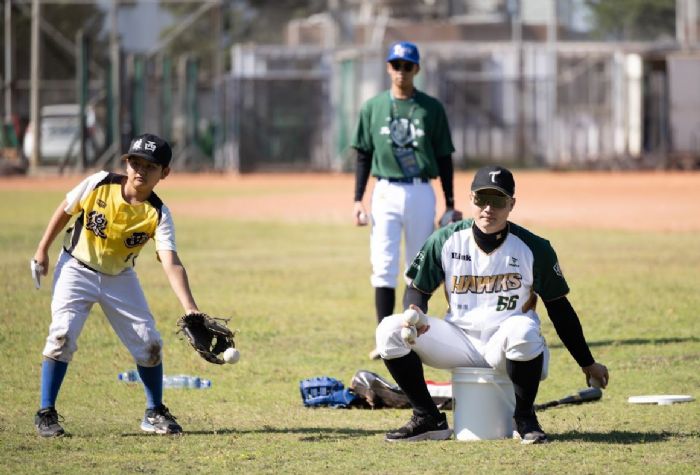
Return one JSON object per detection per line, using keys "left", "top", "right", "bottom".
{"left": 122, "top": 425, "right": 385, "bottom": 440}
{"left": 554, "top": 430, "right": 699, "bottom": 444}
{"left": 549, "top": 336, "right": 699, "bottom": 350}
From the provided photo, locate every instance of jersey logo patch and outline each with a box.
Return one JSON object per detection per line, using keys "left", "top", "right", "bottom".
{"left": 553, "top": 262, "right": 563, "bottom": 277}
{"left": 390, "top": 117, "right": 416, "bottom": 147}
{"left": 125, "top": 232, "right": 149, "bottom": 248}
{"left": 85, "top": 211, "right": 108, "bottom": 239}
{"left": 451, "top": 273, "right": 522, "bottom": 294}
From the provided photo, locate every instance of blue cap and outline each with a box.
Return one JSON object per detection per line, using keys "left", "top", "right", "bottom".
{"left": 386, "top": 42, "right": 420, "bottom": 65}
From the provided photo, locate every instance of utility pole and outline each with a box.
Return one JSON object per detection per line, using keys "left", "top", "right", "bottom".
{"left": 4, "top": 0, "right": 12, "bottom": 124}
{"left": 509, "top": 0, "right": 526, "bottom": 166}
{"left": 29, "top": 0, "right": 41, "bottom": 173}
{"left": 676, "top": 0, "right": 698, "bottom": 49}
{"left": 77, "top": 29, "right": 88, "bottom": 173}
{"left": 110, "top": 0, "right": 121, "bottom": 165}
{"left": 546, "top": 0, "right": 558, "bottom": 166}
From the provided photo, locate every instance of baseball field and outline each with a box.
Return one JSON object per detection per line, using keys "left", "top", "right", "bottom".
{"left": 0, "top": 170, "right": 698, "bottom": 474}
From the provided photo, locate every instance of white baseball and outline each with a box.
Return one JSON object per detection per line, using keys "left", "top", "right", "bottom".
{"left": 358, "top": 212, "right": 368, "bottom": 225}
{"left": 401, "top": 326, "right": 417, "bottom": 344}
{"left": 588, "top": 375, "right": 603, "bottom": 388}
{"left": 403, "top": 307, "right": 427, "bottom": 328}
{"left": 223, "top": 347, "right": 240, "bottom": 364}
{"left": 403, "top": 308, "right": 420, "bottom": 326}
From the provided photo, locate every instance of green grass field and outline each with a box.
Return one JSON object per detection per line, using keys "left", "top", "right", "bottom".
{"left": 1, "top": 186, "right": 698, "bottom": 474}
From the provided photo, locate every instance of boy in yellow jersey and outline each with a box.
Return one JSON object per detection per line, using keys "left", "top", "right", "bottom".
{"left": 32, "top": 133, "right": 198, "bottom": 437}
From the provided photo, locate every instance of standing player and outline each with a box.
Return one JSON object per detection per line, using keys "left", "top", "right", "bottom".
{"left": 375, "top": 165, "right": 609, "bottom": 443}
{"left": 32, "top": 133, "right": 199, "bottom": 437}
{"left": 352, "top": 41, "right": 460, "bottom": 358}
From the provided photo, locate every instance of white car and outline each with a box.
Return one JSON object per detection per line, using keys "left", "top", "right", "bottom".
{"left": 23, "top": 104, "right": 105, "bottom": 165}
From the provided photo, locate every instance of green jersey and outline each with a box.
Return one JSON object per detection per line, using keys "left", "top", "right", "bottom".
{"left": 352, "top": 90, "right": 455, "bottom": 179}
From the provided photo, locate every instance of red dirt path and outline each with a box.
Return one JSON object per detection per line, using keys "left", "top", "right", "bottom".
{"left": 3, "top": 171, "right": 699, "bottom": 231}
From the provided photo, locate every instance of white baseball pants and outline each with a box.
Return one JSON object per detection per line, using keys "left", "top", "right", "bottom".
{"left": 369, "top": 179, "right": 436, "bottom": 288}
{"left": 43, "top": 250, "right": 163, "bottom": 366}
{"left": 376, "top": 313, "right": 549, "bottom": 379}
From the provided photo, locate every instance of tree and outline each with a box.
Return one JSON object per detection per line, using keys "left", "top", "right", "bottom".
{"left": 5, "top": 3, "right": 107, "bottom": 81}
{"left": 157, "top": 0, "right": 328, "bottom": 78}
{"left": 584, "top": 0, "right": 676, "bottom": 41}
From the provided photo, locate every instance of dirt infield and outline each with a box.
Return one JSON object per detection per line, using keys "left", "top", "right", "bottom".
{"left": 3, "top": 170, "right": 699, "bottom": 231}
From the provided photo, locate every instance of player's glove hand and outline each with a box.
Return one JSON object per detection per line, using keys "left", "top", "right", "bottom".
{"left": 176, "top": 312, "right": 236, "bottom": 365}
{"left": 438, "top": 208, "right": 462, "bottom": 228}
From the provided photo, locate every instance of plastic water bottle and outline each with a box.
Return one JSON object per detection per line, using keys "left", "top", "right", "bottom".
{"left": 118, "top": 370, "right": 211, "bottom": 389}
{"left": 118, "top": 370, "right": 141, "bottom": 383}
{"left": 162, "top": 374, "right": 212, "bottom": 389}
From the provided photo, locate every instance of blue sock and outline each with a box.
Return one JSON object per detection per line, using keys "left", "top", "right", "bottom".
{"left": 137, "top": 363, "right": 163, "bottom": 409}
{"left": 40, "top": 358, "right": 69, "bottom": 410}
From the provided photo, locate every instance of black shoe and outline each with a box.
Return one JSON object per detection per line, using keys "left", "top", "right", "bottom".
{"left": 35, "top": 407, "right": 65, "bottom": 437}
{"left": 140, "top": 404, "right": 183, "bottom": 435}
{"left": 385, "top": 412, "right": 453, "bottom": 442}
{"left": 514, "top": 414, "right": 548, "bottom": 445}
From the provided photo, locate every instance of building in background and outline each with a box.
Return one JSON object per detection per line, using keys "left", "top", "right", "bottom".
{"left": 2, "top": 0, "right": 699, "bottom": 173}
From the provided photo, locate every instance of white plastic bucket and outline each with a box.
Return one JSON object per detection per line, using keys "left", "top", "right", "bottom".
{"left": 451, "top": 367, "right": 515, "bottom": 441}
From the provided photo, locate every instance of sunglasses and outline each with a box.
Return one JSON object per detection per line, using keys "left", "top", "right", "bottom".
{"left": 389, "top": 61, "right": 415, "bottom": 72}
{"left": 472, "top": 193, "right": 509, "bottom": 209}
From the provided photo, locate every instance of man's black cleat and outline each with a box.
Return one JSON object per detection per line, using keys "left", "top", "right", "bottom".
{"left": 140, "top": 404, "right": 183, "bottom": 435}
{"left": 35, "top": 407, "right": 65, "bottom": 438}
{"left": 514, "top": 414, "right": 548, "bottom": 445}
{"left": 385, "top": 412, "right": 453, "bottom": 442}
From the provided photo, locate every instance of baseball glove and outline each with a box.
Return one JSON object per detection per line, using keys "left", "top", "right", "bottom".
{"left": 176, "top": 312, "right": 236, "bottom": 365}
{"left": 299, "top": 376, "right": 361, "bottom": 408}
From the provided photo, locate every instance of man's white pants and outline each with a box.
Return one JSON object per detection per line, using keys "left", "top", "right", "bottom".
{"left": 370, "top": 179, "right": 436, "bottom": 288}
{"left": 376, "top": 313, "right": 549, "bottom": 379}
{"left": 43, "top": 250, "right": 163, "bottom": 366}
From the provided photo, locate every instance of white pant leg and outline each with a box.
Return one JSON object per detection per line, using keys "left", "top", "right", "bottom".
{"left": 99, "top": 268, "right": 163, "bottom": 367}
{"left": 482, "top": 315, "right": 549, "bottom": 380}
{"left": 403, "top": 183, "right": 436, "bottom": 284}
{"left": 376, "top": 314, "right": 489, "bottom": 369}
{"left": 370, "top": 180, "right": 404, "bottom": 288}
{"left": 44, "top": 251, "right": 100, "bottom": 362}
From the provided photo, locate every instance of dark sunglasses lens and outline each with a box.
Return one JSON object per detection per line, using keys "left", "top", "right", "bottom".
{"left": 474, "top": 194, "right": 507, "bottom": 208}
{"left": 391, "top": 61, "right": 413, "bottom": 72}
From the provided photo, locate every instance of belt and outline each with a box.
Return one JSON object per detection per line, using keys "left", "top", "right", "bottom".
{"left": 379, "top": 177, "right": 429, "bottom": 184}
{"left": 64, "top": 248, "right": 99, "bottom": 273}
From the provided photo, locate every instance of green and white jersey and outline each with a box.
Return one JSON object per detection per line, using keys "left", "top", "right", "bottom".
{"left": 405, "top": 220, "right": 569, "bottom": 333}
{"left": 351, "top": 89, "right": 454, "bottom": 178}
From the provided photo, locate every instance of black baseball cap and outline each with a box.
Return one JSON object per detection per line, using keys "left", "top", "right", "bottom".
{"left": 121, "top": 133, "right": 172, "bottom": 167}
{"left": 471, "top": 165, "right": 515, "bottom": 197}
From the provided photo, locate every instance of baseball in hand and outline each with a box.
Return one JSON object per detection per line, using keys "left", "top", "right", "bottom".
{"left": 588, "top": 375, "right": 604, "bottom": 389}
{"left": 403, "top": 308, "right": 420, "bottom": 326}
{"left": 223, "top": 347, "right": 240, "bottom": 364}
{"left": 401, "top": 326, "right": 417, "bottom": 345}
{"left": 358, "top": 212, "right": 368, "bottom": 225}
{"left": 402, "top": 307, "right": 427, "bottom": 328}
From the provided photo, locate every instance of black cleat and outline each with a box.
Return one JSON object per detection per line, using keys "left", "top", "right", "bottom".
{"left": 140, "top": 404, "right": 183, "bottom": 435}
{"left": 35, "top": 407, "right": 65, "bottom": 438}
{"left": 514, "top": 414, "right": 548, "bottom": 445}
{"left": 385, "top": 412, "right": 453, "bottom": 442}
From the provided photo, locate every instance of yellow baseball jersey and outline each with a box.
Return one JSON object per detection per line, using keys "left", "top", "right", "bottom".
{"left": 62, "top": 171, "right": 176, "bottom": 275}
